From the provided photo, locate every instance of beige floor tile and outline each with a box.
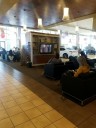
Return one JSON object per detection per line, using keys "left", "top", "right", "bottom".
{"left": 45, "top": 124, "right": 57, "bottom": 128}
{"left": 44, "top": 110, "right": 63, "bottom": 123}
{"left": 0, "top": 103, "right": 5, "bottom": 111}
{"left": 13, "top": 85, "right": 24, "bottom": 89}
{"left": 15, "top": 121, "right": 35, "bottom": 128}
{"left": 25, "top": 108, "right": 42, "bottom": 119}
{"left": 0, "top": 89, "right": 7, "bottom": 94}
{"left": 15, "top": 97, "right": 30, "bottom": 104}
{"left": 25, "top": 94, "right": 39, "bottom": 101}
{"left": 0, "top": 86, "right": 3, "bottom": 89}
{"left": 0, "top": 91, "right": 10, "bottom": 97}
{"left": 0, "top": 118, "right": 14, "bottom": 128}
{"left": 32, "top": 98, "right": 45, "bottom": 107}
{"left": 6, "top": 86, "right": 17, "bottom": 91}
{"left": 12, "top": 82, "right": 23, "bottom": 86}
{"left": 54, "top": 117, "right": 76, "bottom": 128}
{"left": 17, "top": 87, "right": 29, "bottom": 93}
{"left": 11, "top": 93, "right": 24, "bottom": 99}
{"left": 2, "top": 100, "right": 17, "bottom": 109}
{"left": 6, "top": 105, "right": 23, "bottom": 116}
{"left": 10, "top": 79, "right": 19, "bottom": 83}
{"left": 2, "top": 82, "right": 9, "bottom": 86}
{"left": 10, "top": 112, "right": 29, "bottom": 126}
{"left": 0, "top": 95, "right": 13, "bottom": 103}
{"left": 31, "top": 115, "right": 51, "bottom": 128}
{"left": 21, "top": 91, "right": 36, "bottom": 97}
{"left": 0, "top": 110, "right": 8, "bottom": 120}
{"left": 19, "top": 101, "right": 35, "bottom": 111}
{"left": 37, "top": 103, "right": 53, "bottom": 114}
{"left": 8, "top": 89, "right": 20, "bottom": 95}
{"left": 20, "top": 89, "right": 32, "bottom": 93}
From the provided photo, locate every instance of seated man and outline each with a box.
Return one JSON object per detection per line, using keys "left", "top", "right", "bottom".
{"left": 8, "top": 49, "right": 14, "bottom": 62}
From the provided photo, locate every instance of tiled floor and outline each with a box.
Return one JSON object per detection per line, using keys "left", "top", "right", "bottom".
{"left": 0, "top": 61, "right": 96, "bottom": 128}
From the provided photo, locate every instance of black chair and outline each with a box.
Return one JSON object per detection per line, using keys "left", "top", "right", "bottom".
{"left": 60, "top": 71, "right": 96, "bottom": 105}
{"left": 87, "top": 59, "right": 96, "bottom": 68}
{"left": 44, "top": 63, "right": 67, "bottom": 79}
{"left": 65, "top": 61, "right": 76, "bottom": 70}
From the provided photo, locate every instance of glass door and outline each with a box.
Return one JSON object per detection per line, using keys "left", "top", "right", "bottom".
{"left": 0, "top": 41, "right": 5, "bottom": 49}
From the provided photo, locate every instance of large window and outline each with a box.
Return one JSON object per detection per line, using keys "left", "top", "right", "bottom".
{"left": 60, "top": 32, "right": 76, "bottom": 49}
{"left": 60, "top": 32, "right": 93, "bottom": 51}
{"left": 79, "top": 35, "right": 91, "bottom": 50}
{"left": 0, "top": 26, "right": 17, "bottom": 51}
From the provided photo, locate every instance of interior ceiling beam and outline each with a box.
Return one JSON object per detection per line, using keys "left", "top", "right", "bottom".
{"left": 45, "top": 13, "right": 96, "bottom": 29}
{"left": 0, "top": 0, "right": 19, "bottom": 15}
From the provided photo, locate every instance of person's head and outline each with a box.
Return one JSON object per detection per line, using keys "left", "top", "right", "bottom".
{"left": 55, "top": 52, "right": 59, "bottom": 59}
{"left": 77, "top": 51, "right": 88, "bottom": 66}
{"left": 80, "top": 51, "right": 86, "bottom": 56}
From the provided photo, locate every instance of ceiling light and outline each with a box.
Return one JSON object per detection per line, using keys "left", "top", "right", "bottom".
{"left": 38, "top": 18, "right": 43, "bottom": 28}
{"left": 75, "top": 25, "right": 79, "bottom": 32}
{"left": 23, "top": 25, "right": 27, "bottom": 31}
{"left": 62, "top": 7, "right": 69, "bottom": 20}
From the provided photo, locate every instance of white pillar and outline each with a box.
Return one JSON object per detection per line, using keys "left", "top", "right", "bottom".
{"left": 17, "top": 27, "right": 21, "bottom": 49}
{"left": 76, "top": 32, "right": 80, "bottom": 55}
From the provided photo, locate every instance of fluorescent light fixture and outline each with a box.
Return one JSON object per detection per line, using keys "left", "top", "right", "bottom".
{"left": 62, "top": 7, "right": 69, "bottom": 20}
{"left": 23, "top": 25, "right": 27, "bottom": 31}
{"left": 38, "top": 18, "right": 43, "bottom": 28}
{"left": 75, "top": 25, "right": 79, "bottom": 32}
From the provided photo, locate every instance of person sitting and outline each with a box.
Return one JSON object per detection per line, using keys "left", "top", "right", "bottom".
{"left": 68, "top": 56, "right": 79, "bottom": 69}
{"left": 8, "top": 49, "right": 14, "bottom": 62}
{"left": 74, "top": 51, "right": 90, "bottom": 77}
{"left": 48, "top": 52, "right": 62, "bottom": 64}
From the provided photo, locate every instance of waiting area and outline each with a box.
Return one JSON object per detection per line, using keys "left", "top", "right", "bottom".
{"left": 0, "top": 1, "right": 96, "bottom": 127}
{"left": 0, "top": 56, "right": 96, "bottom": 128}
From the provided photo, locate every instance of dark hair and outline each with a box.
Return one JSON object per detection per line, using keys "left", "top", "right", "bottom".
{"left": 80, "top": 51, "right": 85, "bottom": 56}
{"left": 80, "top": 51, "right": 87, "bottom": 59}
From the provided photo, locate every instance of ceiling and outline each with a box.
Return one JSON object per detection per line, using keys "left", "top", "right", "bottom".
{"left": 0, "top": 0, "right": 96, "bottom": 29}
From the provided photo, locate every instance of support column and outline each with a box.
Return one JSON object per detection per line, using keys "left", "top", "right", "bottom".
{"left": 92, "top": 15, "right": 96, "bottom": 31}
{"left": 76, "top": 32, "right": 80, "bottom": 52}
{"left": 17, "top": 27, "right": 21, "bottom": 49}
